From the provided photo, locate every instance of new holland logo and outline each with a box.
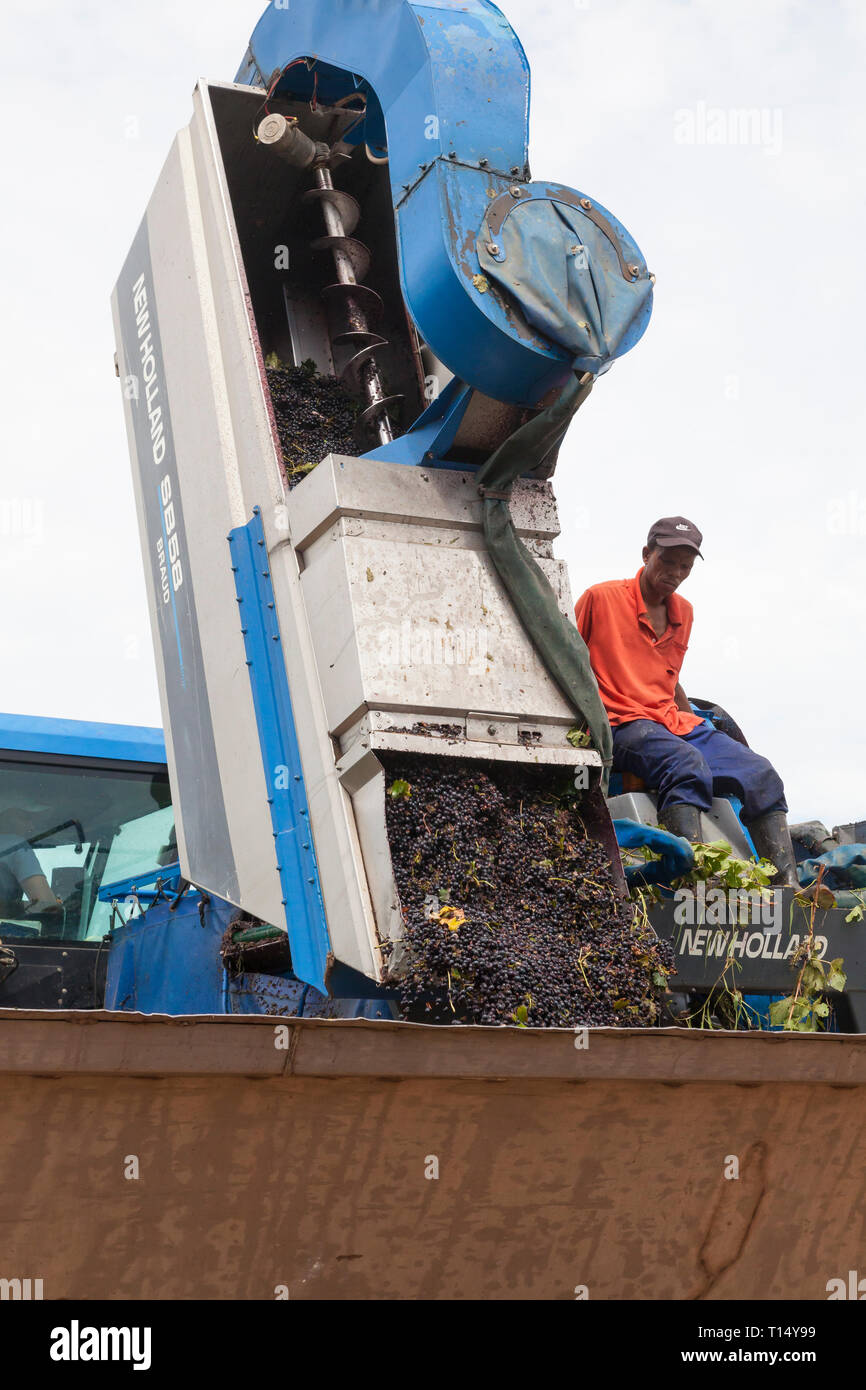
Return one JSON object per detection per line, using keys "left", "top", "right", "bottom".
{"left": 677, "top": 926, "right": 828, "bottom": 963}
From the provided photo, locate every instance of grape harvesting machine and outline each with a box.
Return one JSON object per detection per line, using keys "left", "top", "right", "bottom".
{"left": 3, "top": 0, "right": 866, "bottom": 1302}
{"left": 109, "top": 0, "right": 656, "bottom": 996}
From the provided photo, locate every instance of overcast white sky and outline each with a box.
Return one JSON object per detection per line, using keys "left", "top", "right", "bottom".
{"left": 1, "top": 0, "right": 863, "bottom": 825}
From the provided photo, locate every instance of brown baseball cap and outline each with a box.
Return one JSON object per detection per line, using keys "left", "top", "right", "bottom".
{"left": 647, "top": 516, "right": 704, "bottom": 558}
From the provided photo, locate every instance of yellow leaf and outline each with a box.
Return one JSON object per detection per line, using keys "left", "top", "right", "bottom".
{"left": 437, "top": 905, "right": 466, "bottom": 932}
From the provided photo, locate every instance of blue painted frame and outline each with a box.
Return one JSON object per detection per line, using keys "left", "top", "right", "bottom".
{"left": 0, "top": 712, "right": 166, "bottom": 765}
{"left": 228, "top": 508, "right": 332, "bottom": 995}
{"left": 97, "top": 863, "right": 185, "bottom": 903}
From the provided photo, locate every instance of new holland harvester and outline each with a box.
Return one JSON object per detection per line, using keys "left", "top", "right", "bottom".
{"left": 110, "top": 0, "right": 654, "bottom": 998}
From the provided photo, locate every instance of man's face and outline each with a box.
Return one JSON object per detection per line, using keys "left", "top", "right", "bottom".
{"left": 641, "top": 543, "right": 696, "bottom": 598}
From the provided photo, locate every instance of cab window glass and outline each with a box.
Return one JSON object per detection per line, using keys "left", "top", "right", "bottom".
{"left": 0, "top": 759, "right": 172, "bottom": 943}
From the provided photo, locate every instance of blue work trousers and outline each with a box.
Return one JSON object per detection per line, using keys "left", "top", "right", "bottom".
{"left": 612, "top": 718, "right": 787, "bottom": 821}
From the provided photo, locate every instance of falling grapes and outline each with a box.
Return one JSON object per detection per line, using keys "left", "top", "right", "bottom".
{"left": 266, "top": 361, "right": 360, "bottom": 486}
{"left": 381, "top": 752, "right": 673, "bottom": 1028}
{"left": 263, "top": 367, "right": 669, "bottom": 1027}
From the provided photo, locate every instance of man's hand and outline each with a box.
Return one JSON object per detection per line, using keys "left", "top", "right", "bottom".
{"left": 674, "top": 683, "right": 692, "bottom": 714}
{"left": 21, "top": 873, "right": 63, "bottom": 914}
{"left": 24, "top": 897, "right": 63, "bottom": 915}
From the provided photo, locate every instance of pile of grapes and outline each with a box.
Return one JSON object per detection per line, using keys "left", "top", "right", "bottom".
{"left": 382, "top": 753, "right": 673, "bottom": 1028}
{"left": 266, "top": 361, "right": 359, "bottom": 486}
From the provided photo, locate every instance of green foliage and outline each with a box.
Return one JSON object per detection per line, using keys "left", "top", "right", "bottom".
{"left": 566, "top": 726, "right": 592, "bottom": 749}
{"left": 767, "top": 936, "right": 846, "bottom": 1032}
{"left": 659, "top": 849, "right": 847, "bottom": 1032}
{"left": 676, "top": 839, "right": 777, "bottom": 891}
{"left": 676, "top": 952, "right": 764, "bottom": 1031}
{"left": 510, "top": 994, "right": 534, "bottom": 1027}
{"left": 388, "top": 779, "right": 412, "bottom": 801}
{"left": 264, "top": 352, "right": 318, "bottom": 376}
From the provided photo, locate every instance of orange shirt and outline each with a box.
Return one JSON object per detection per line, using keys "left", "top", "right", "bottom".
{"left": 574, "top": 568, "right": 703, "bottom": 736}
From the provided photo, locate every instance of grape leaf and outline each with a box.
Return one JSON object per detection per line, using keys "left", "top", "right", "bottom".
{"left": 437, "top": 905, "right": 466, "bottom": 932}
{"left": 769, "top": 996, "right": 795, "bottom": 1027}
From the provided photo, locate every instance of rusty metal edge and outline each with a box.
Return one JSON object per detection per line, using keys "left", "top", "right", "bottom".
{"left": 2, "top": 1009, "right": 866, "bottom": 1083}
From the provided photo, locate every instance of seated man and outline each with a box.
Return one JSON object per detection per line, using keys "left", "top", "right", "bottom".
{"left": 574, "top": 517, "right": 800, "bottom": 887}
{"left": 0, "top": 809, "right": 63, "bottom": 917}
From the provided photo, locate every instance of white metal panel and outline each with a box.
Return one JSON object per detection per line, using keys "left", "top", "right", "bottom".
{"left": 288, "top": 455, "right": 562, "bottom": 550}
{"left": 291, "top": 456, "right": 577, "bottom": 736}
{"left": 112, "top": 83, "right": 381, "bottom": 978}
{"left": 183, "top": 82, "right": 383, "bottom": 977}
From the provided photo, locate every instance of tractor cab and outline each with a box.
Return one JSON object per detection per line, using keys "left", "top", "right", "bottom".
{"left": 0, "top": 714, "right": 170, "bottom": 1008}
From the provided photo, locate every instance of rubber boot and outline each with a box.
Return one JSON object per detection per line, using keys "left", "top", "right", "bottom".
{"left": 658, "top": 803, "right": 703, "bottom": 844}
{"left": 745, "top": 811, "right": 803, "bottom": 889}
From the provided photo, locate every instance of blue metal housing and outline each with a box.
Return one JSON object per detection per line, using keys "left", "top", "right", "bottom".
{"left": 104, "top": 888, "right": 392, "bottom": 1019}
{"left": 238, "top": 0, "right": 653, "bottom": 406}
{"left": 0, "top": 712, "right": 166, "bottom": 765}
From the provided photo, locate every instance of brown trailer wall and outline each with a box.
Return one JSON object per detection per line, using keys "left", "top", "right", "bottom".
{"left": 1, "top": 1011, "right": 865, "bottom": 1300}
